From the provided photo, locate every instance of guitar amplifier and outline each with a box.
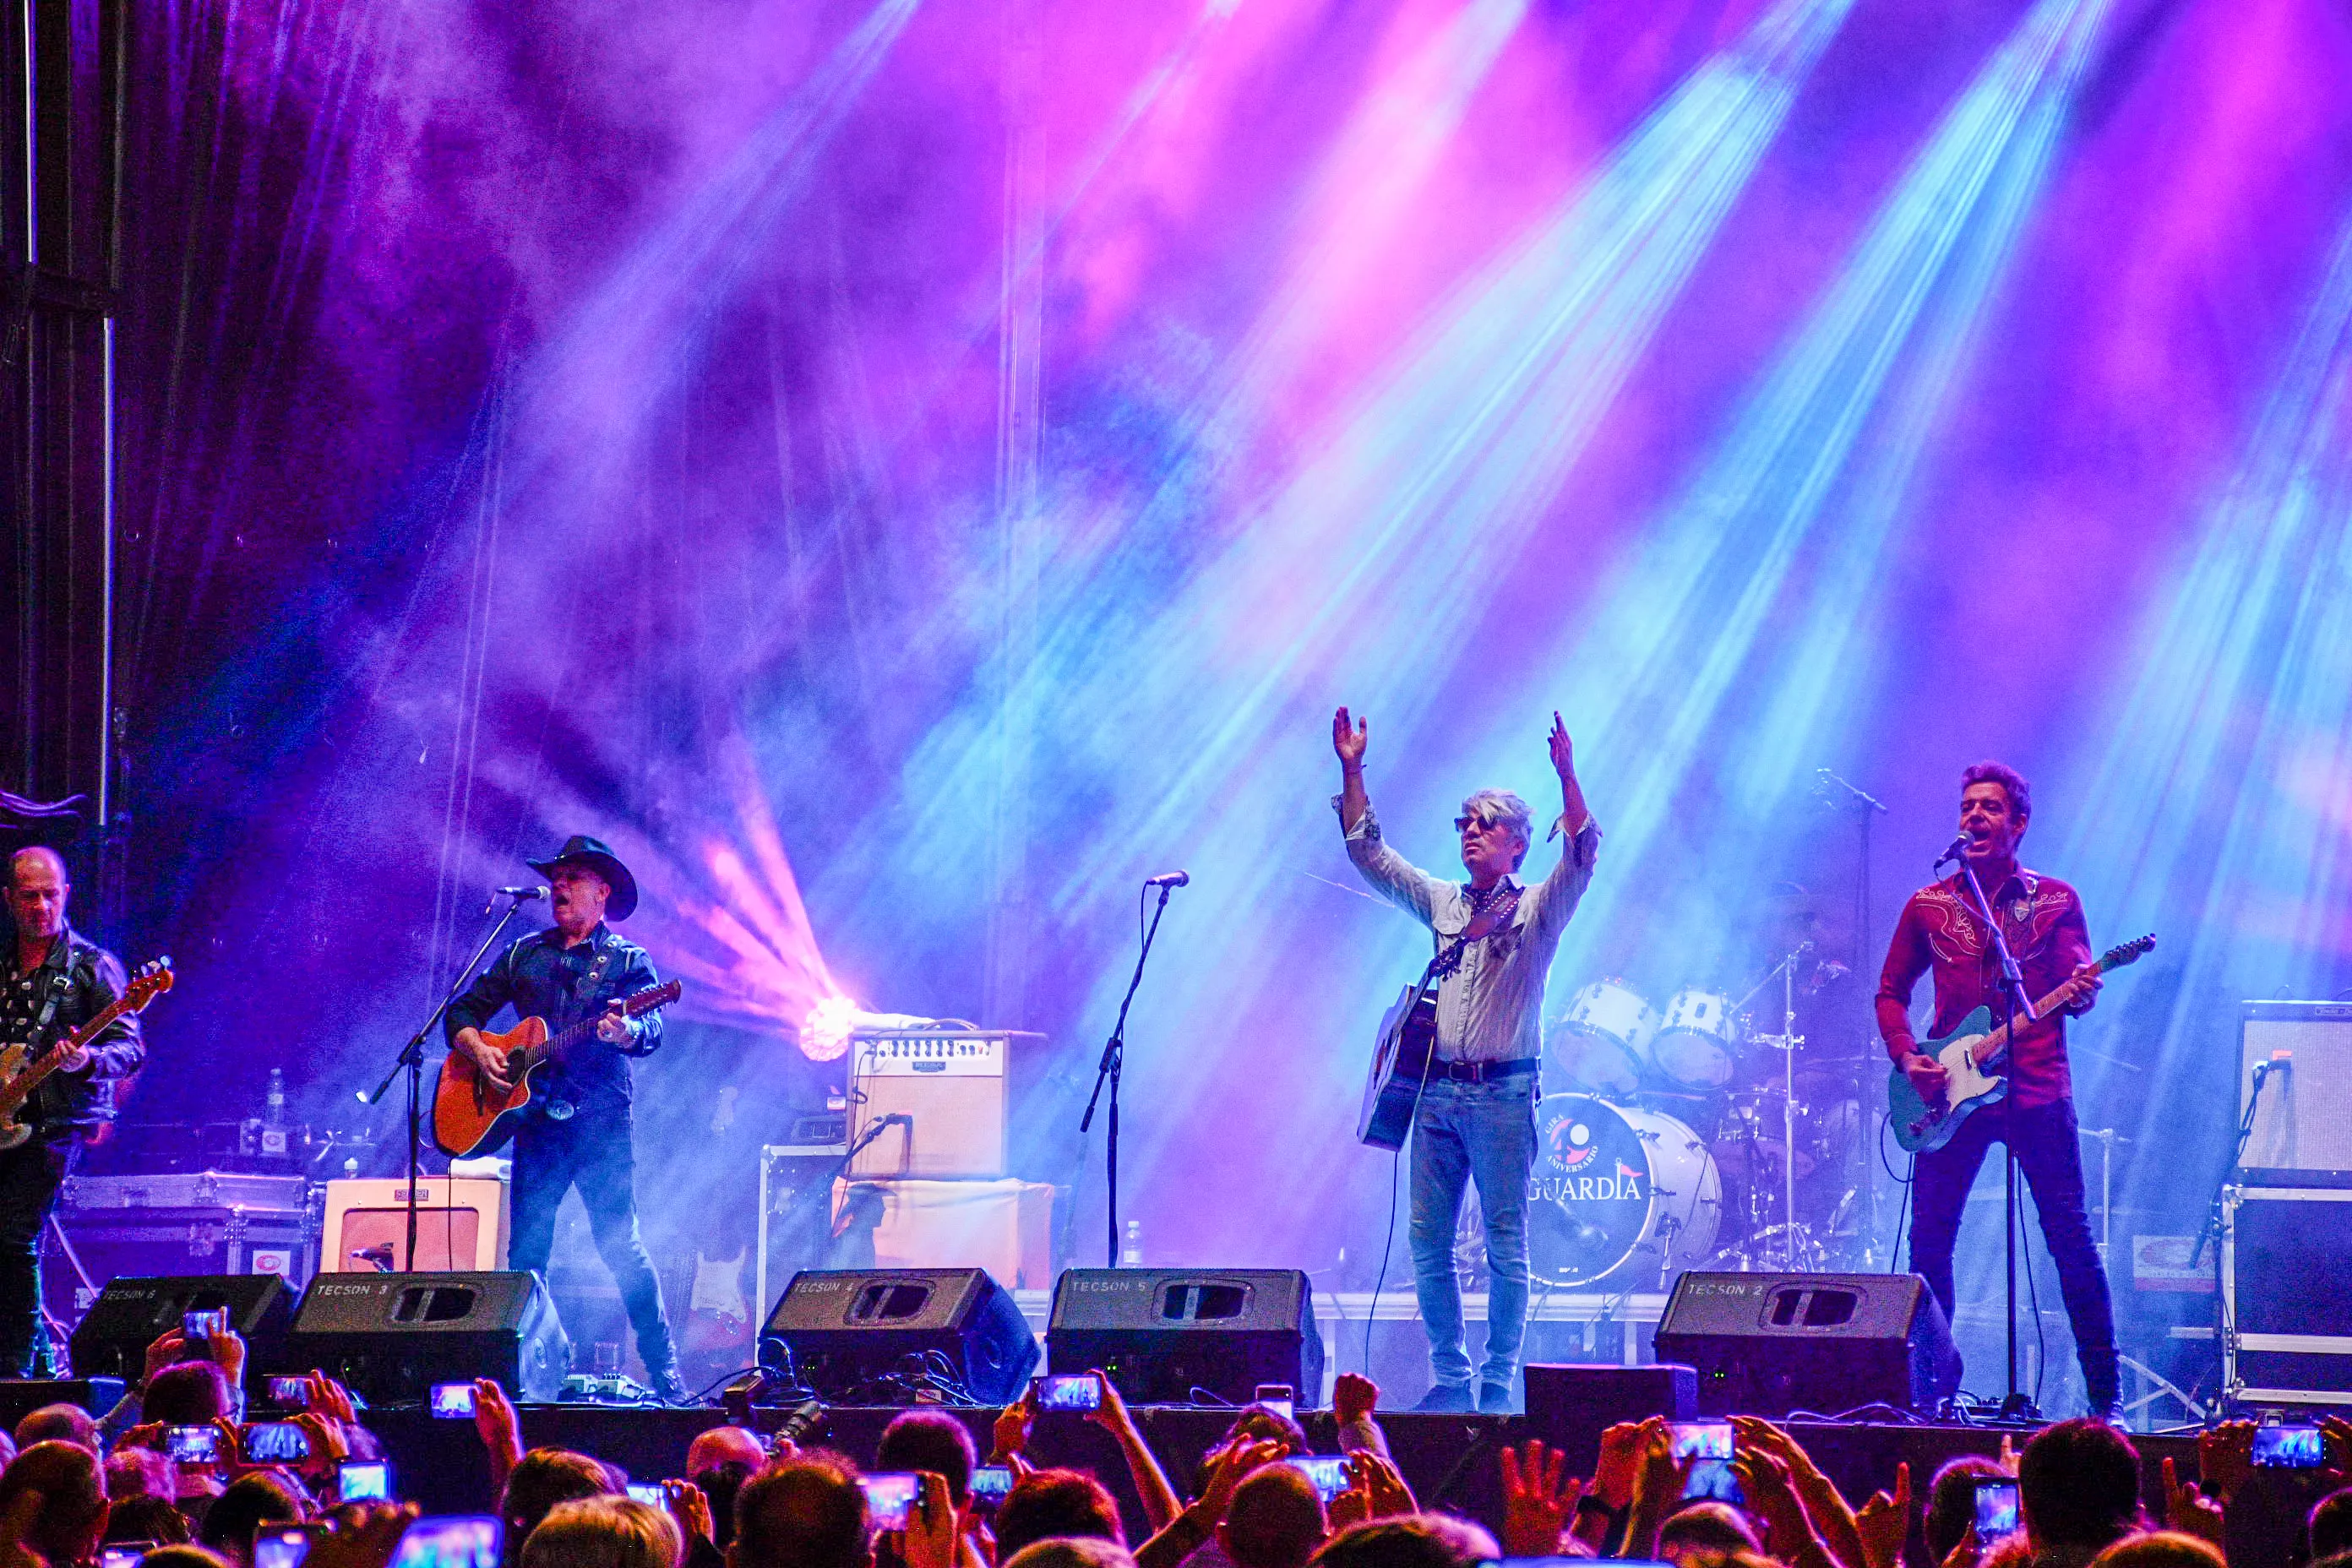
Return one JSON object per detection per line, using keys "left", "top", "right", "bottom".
{"left": 847, "top": 1034, "right": 1015, "bottom": 1179}
{"left": 321, "top": 1178, "right": 508, "bottom": 1272}
{"left": 2240, "top": 1002, "right": 2352, "bottom": 1183}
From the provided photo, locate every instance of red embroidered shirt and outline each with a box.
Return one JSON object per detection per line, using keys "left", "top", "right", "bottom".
{"left": 1875, "top": 865, "right": 2093, "bottom": 1110}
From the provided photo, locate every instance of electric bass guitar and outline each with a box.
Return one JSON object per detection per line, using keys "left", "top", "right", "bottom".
{"left": 0, "top": 956, "right": 175, "bottom": 1152}
{"left": 1358, "top": 889, "right": 1521, "bottom": 1151}
{"left": 431, "top": 978, "right": 683, "bottom": 1157}
{"left": 1886, "top": 933, "right": 2153, "bottom": 1154}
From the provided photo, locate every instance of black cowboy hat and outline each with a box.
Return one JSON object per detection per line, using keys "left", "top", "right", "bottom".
{"left": 527, "top": 835, "right": 639, "bottom": 921}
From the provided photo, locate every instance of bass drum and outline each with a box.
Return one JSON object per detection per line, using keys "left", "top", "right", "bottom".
{"left": 1529, "top": 1095, "right": 1721, "bottom": 1289}
{"left": 1548, "top": 980, "right": 1657, "bottom": 1094}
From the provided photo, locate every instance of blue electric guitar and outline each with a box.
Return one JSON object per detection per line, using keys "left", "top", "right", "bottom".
{"left": 1886, "top": 934, "right": 2153, "bottom": 1154}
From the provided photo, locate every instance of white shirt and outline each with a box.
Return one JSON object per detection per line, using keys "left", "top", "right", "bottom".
{"left": 1337, "top": 798, "right": 1603, "bottom": 1062}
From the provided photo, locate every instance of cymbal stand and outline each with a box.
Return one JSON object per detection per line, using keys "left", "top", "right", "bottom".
{"left": 1746, "top": 945, "right": 1808, "bottom": 1270}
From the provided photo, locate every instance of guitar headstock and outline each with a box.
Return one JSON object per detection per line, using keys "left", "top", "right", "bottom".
{"left": 2099, "top": 934, "right": 2155, "bottom": 972}
{"left": 624, "top": 979, "right": 683, "bottom": 1015}
{"left": 122, "top": 956, "right": 176, "bottom": 1010}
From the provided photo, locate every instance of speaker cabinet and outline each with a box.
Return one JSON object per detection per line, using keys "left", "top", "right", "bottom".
{"left": 322, "top": 1178, "right": 509, "bottom": 1272}
{"left": 285, "top": 1271, "right": 569, "bottom": 1402}
{"left": 760, "top": 1268, "right": 1037, "bottom": 1405}
{"left": 68, "top": 1275, "right": 294, "bottom": 1391}
{"left": 1047, "top": 1269, "right": 1324, "bottom": 1407}
{"left": 2241, "top": 1002, "right": 2352, "bottom": 1182}
{"left": 1652, "top": 1271, "right": 1959, "bottom": 1416}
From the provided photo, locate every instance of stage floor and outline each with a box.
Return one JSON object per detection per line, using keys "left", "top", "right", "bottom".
{"left": 357, "top": 1400, "right": 2315, "bottom": 1564}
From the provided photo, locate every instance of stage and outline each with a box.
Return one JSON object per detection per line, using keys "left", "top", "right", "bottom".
{"left": 356, "top": 1400, "right": 2335, "bottom": 1564}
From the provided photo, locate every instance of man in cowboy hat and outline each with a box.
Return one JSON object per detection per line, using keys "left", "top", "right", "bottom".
{"left": 446, "top": 835, "right": 685, "bottom": 1401}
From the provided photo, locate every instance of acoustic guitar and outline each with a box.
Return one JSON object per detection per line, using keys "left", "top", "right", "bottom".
{"left": 1885, "top": 934, "right": 2153, "bottom": 1154}
{"left": 432, "top": 979, "right": 683, "bottom": 1157}
{"left": 1357, "top": 887, "right": 1521, "bottom": 1151}
{"left": 0, "top": 957, "right": 175, "bottom": 1151}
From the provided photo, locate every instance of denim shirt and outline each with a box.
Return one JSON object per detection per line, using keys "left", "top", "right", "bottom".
{"left": 1337, "top": 800, "right": 1603, "bottom": 1063}
{"left": 0, "top": 927, "right": 146, "bottom": 1135}
{"left": 444, "top": 924, "right": 663, "bottom": 1120}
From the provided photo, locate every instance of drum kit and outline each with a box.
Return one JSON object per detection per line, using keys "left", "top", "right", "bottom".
{"left": 1458, "top": 956, "right": 1877, "bottom": 1294}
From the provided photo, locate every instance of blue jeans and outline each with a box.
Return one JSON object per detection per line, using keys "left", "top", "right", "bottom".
{"left": 509, "top": 1110, "right": 678, "bottom": 1380}
{"left": 1408, "top": 1076, "right": 1536, "bottom": 1391}
{"left": 1908, "top": 1096, "right": 2118, "bottom": 1409}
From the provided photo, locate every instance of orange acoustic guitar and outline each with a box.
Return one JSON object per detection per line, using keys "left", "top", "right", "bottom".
{"left": 431, "top": 979, "right": 683, "bottom": 1158}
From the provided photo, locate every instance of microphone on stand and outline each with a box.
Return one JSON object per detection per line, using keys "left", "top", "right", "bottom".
{"left": 1933, "top": 835, "right": 1969, "bottom": 868}
{"left": 1143, "top": 871, "right": 1190, "bottom": 889}
{"left": 350, "top": 1243, "right": 397, "bottom": 1273}
{"left": 484, "top": 885, "right": 549, "bottom": 915}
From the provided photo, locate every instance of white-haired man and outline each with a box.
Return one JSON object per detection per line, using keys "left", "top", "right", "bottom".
{"left": 1332, "top": 709, "right": 1599, "bottom": 1413}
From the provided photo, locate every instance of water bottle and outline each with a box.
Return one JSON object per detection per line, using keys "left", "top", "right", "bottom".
{"left": 1121, "top": 1219, "right": 1143, "bottom": 1268}
{"left": 262, "top": 1068, "right": 289, "bottom": 1156}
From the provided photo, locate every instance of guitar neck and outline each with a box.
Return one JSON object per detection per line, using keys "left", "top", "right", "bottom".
{"left": 0, "top": 998, "right": 128, "bottom": 1114}
{"left": 1978, "top": 969, "right": 2098, "bottom": 1059}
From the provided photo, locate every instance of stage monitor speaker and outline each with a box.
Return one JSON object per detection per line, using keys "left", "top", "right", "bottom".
{"left": 1652, "top": 1271, "right": 1959, "bottom": 1417}
{"left": 760, "top": 1268, "right": 1037, "bottom": 1405}
{"left": 2240, "top": 1002, "right": 2352, "bottom": 1182}
{"left": 68, "top": 1275, "right": 294, "bottom": 1391}
{"left": 1047, "top": 1269, "right": 1324, "bottom": 1407}
{"left": 283, "top": 1271, "right": 569, "bottom": 1403}
{"left": 1525, "top": 1364, "right": 1694, "bottom": 1462}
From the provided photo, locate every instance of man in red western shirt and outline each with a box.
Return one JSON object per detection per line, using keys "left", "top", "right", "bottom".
{"left": 1878, "top": 761, "right": 2117, "bottom": 1417}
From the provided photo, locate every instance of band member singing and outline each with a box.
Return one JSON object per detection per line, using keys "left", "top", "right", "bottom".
{"left": 447, "top": 835, "right": 685, "bottom": 1402}
{"left": 1877, "top": 763, "right": 2118, "bottom": 1416}
{"left": 1333, "top": 707, "right": 1599, "bottom": 1413}
{"left": 0, "top": 847, "right": 144, "bottom": 1374}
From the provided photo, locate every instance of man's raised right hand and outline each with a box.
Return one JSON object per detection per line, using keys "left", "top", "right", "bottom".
{"left": 1333, "top": 707, "right": 1369, "bottom": 767}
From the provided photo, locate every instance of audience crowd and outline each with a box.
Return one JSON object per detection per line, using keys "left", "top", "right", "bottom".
{"left": 0, "top": 1326, "right": 2344, "bottom": 1568}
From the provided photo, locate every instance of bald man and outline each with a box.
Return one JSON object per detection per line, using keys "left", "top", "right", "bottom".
{"left": 1, "top": 847, "right": 144, "bottom": 1373}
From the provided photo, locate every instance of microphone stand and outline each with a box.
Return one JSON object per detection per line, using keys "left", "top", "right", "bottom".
{"left": 1948, "top": 848, "right": 2039, "bottom": 1416}
{"left": 364, "top": 893, "right": 534, "bottom": 1273}
{"left": 1081, "top": 882, "right": 1178, "bottom": 1266}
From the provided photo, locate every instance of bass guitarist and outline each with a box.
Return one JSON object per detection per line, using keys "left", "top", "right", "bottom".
{"left": 1333, "top": 707, "right": 1599, "bottom": 1413}
{"left": 446, "top": 835, "right": 685, "bottom": 1402}
{"left": 0, "top": 847, "right": 145, "bottom": 1375}
{"left": 1877, "top": 762, "right": 2118, "bottom": 1418}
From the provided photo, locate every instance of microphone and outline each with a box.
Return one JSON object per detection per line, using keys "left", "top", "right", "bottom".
{"left": 496, "top": 885, "right": 549, "bottom": 900}
{"left": 1934, "top": 835, "right": 1968, "bottom": 868}
{"left": 350, "top": 1244, "right": 396, "bottom": 1273}
{"left": 1143, "top": 870, "right": 1190, "bottom": 888}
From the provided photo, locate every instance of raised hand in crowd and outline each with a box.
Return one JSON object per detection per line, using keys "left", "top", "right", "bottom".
{"left": 1084, "top": 1369, "right": 1180, "bottom": 1530}
{"left": 1734, "top": 1415, "right": 1869, "bottom": 1568}
{"left": 472, "top": 1377, "right": 525, "bottom": 1495}
{"left": 662, "top": 1475, "right": 716, "bottom": 1548}
{"left": 1136, "top": 1436, "right": 1288, "bottom": 1568}
{"left": 1854, "top": 1460, "right": 1912, "bottom": 1568}
{"left": 990, "top": 1387, "right": 1037, "bottom": 1474}
{"left": 2194, "top": 1418, "right": 2255, "bottom": 1507}
{"left": 1732, "top": 1446, "right": 1840, "bottom": 1568}
{"left": 1497, "top": 1439, "right": 1584, "bottom": 1558}
{"left": 2160, "top": 1455, "right": 2227, "bottom": 1552}
{"left": 886, "top": 1471, "right": 961, "bottom": 1568}
{"left": 1327, "top": 1448, "right": 1416, "bottom": 1532}
{"left": 1570, "top": 1419, "right": 1648, "bottom": 1554}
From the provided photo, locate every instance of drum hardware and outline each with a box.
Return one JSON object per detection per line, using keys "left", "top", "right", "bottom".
{"left": 1732, "top": 942, "right": 1815, "bottom": 1271}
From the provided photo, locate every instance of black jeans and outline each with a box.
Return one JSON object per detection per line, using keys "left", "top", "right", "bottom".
{"left": 1909, "top": 1096, "right": 2118, "bottom": 1408}
{"left": 0, "top": 1135, "right": 77, "bottom": 1376}
{"left": 509, "top": 1111, "right": 677, "bottom": 1380}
